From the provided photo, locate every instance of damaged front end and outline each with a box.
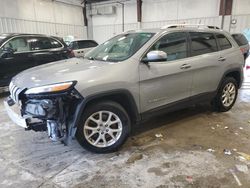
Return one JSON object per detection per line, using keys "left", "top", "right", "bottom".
{"left": 6, "top": 81, "right": 84, "bottom": 144}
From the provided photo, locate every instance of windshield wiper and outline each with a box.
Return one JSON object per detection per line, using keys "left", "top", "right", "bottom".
{"left": 86, "top": 56, "right": 107, "bottom": 62}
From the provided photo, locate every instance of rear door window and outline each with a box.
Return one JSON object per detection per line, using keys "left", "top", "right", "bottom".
{"left": 215, "top": 34, "right": 232, "bottom": 50}
{"left": 149, "top": 32, "right": 188, "bottom": 61}
{"left": 189, "top": 32, "right": 218, "bottom": 56}
{"left": 77, "top": 40, "right": 98, "bottom": 49}
{"left": 232, "top": 34, "right": 248, "bottom": 46}
{"left": 29, "top": 37, "right": 57, "bottom": 51}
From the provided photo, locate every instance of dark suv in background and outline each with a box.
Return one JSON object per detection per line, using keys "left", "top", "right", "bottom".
{"left": 0, "top": 33, "right": 72, "bottom": 92}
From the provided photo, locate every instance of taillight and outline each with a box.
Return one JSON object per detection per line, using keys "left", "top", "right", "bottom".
{"left": 246, "top": 65, "right": 250, "bottom": 70}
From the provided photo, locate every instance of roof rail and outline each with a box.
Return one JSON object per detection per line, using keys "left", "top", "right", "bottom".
{"left": 161, "top": 24, "right": 220, "bottom": 30}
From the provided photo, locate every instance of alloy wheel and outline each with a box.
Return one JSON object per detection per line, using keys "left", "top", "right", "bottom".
{"left": 83, "top": 111, "right": 123, "bottom": 148}
{"left": 221, "top": 82, "right": 236, "bottom": 107}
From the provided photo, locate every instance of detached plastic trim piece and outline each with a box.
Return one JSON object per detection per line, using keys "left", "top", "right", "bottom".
{"left": 4, "top": 100, "right": 28, "bottom": 128}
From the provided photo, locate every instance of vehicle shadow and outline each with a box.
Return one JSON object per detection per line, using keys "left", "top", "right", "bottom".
{"left": 131, "top": 103, "right": 213, "bottom": 136}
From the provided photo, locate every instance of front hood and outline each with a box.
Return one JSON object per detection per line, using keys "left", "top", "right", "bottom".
{"left": 12, "top": 58, "right": 112, "bottom": 89}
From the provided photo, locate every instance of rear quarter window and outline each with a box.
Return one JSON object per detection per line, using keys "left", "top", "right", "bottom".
{"left": 50, "top": 38, "right": 63, "bottom": 48}
{"left": 77, "top": 40, "right": 98, "bottom": 49}
{"left": 216, "top": 34, "right": 232, "bottom": 50}
{"left": 232, "top": 34, "right": 248, "bottom": 46}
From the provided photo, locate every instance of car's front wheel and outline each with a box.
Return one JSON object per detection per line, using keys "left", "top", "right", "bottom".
{"left": 76, "top": 101, "right": 130, "bottom": 153}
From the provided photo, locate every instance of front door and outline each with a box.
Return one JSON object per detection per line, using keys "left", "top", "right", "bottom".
{"left": 139, "top": 32, "right": 193, "bottom": 113}
{"left": 0, "top": 36, "right": 33, "bottom": 87}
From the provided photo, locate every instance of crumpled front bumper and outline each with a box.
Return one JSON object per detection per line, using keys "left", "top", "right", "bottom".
{"left": 4, "top": 86, "right": 84, "bottom": 143}
{"left": 4, "top": 97, "right": 28, "bottom": 128}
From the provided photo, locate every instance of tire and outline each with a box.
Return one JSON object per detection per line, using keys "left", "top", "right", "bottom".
{"left": 214, "top": 77, "right": 238, "bottom": 112}
{"left": 76, "top": 101, "right": 131, "bottom": 153}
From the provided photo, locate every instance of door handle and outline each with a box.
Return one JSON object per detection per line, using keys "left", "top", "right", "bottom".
{"left": 218, "top": 57, "right": 226, "bottom": 62}
{"left": 180, "top": 64, "right": 191, "bottom": 69}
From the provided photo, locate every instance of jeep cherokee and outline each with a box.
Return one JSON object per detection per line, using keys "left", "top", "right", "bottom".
{"left": 4, "top": 24, "right": 244, "bottom": 153}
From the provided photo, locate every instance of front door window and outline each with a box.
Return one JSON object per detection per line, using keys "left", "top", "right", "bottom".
{"left": 149, "top": 32, "right": 188, "bottom": 62}
{"left": 4, "top": 37, "right": 30, "bottom": 53}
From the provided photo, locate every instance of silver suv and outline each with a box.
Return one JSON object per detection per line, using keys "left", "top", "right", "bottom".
{"left": 4, "top": 24, "right": 244, "bottom": 153}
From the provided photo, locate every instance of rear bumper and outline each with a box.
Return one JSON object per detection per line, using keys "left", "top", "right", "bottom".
{"left": 4, "top": 98, "right": 28, "bottom": 128}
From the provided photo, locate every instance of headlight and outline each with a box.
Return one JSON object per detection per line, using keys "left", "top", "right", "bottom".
{"left": 25, "top": 81, "right": 75, "bottom": 95}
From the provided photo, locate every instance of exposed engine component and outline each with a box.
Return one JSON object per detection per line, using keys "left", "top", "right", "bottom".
{"left": 24, "top": 99, "right": 57, "bottom": 118}
{"left": 21, "top": 89, "right": 83, "bottom": 144}
{"left": 47, "top": 120, "right": 59, "bottom": 141}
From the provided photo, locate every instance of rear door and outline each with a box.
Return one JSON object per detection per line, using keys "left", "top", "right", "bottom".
{"left": 49, "top": 37, "right": 69, "bottom": 60}
{"left": 215, "top": 33, "right": 242, "bottom": 72}
{"left": 187, "top": 32, "right": 223, "bottom": 98}
{"left": 0, "top": 36, "right": 33, "bottom": 86}
{"left": 139, "top": 32, "right": 193, "bottom": 113}
{"left": 29, "top": 36, "right": 65, "bottom": 65}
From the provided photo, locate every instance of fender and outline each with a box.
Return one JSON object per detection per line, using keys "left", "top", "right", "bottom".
{"left": 216, "top": 67, "right": 243, "bottom": 92}
{"left": 70, "top": 89, "right": 141, "bottom": 131}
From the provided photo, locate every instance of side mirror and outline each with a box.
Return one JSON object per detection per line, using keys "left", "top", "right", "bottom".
{"left": 142, "top": 50, "right": 167, "bottom": 63}
{"left": 0, "top": 47, "right": 14, "bottom": 58}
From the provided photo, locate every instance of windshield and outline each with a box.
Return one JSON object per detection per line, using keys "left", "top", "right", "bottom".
{"left": 85, "top": 32, "right": 155, "bottom": 62}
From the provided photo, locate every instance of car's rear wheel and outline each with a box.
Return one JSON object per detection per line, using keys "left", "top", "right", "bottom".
{"left": 214, "top": 77, "right": 238, "bottom": 112}
{"left": 76, "top": 101, "right": 130, "bottom": 153}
